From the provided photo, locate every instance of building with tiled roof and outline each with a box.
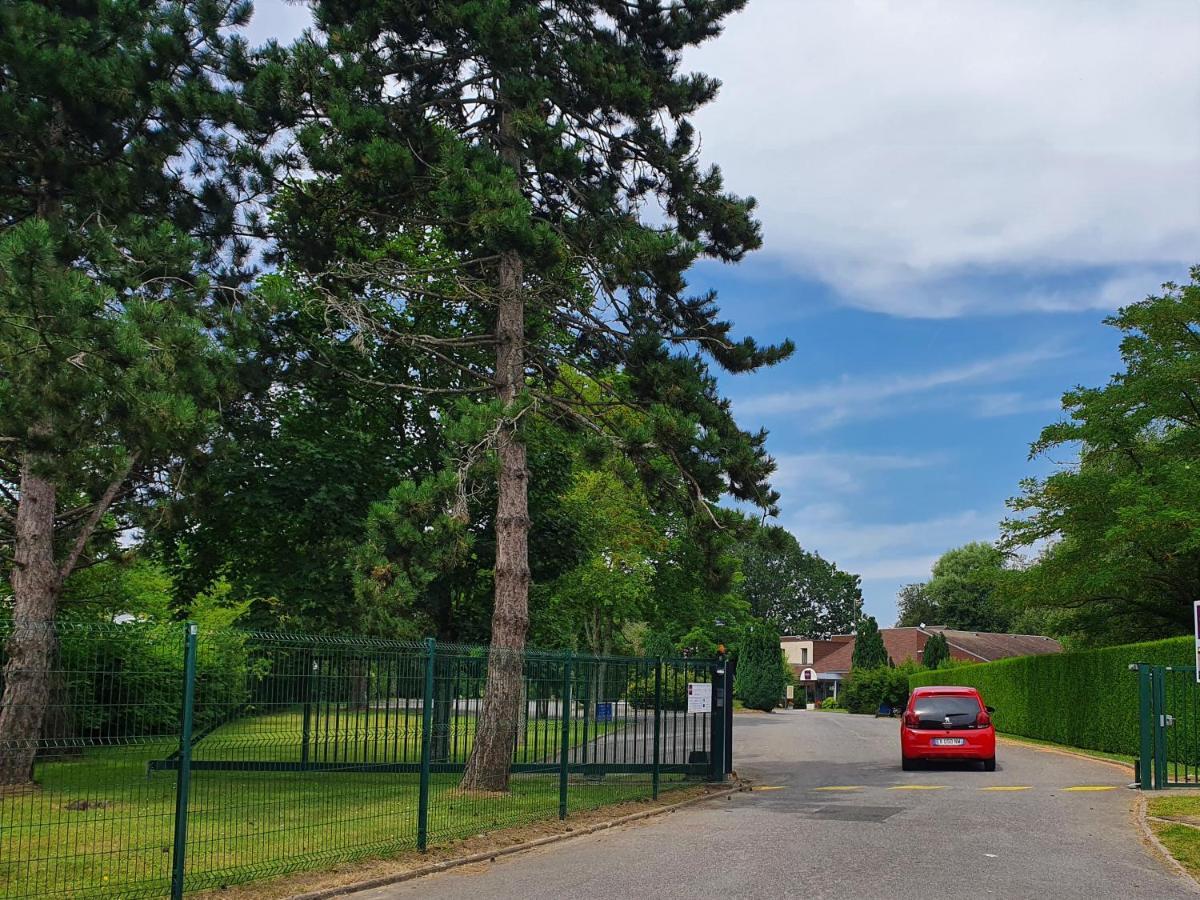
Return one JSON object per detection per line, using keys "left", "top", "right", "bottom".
{"left": 781, "top": 627, "right": 1061, "bottom": 706}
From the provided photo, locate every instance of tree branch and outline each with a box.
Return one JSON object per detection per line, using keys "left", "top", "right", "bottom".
{"left": 58, "top": 454, "right": 138, "bottom": 581}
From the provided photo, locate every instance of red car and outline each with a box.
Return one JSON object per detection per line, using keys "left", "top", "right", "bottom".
{"left": 900, "top": 685, "right": 996, "bottom": 771}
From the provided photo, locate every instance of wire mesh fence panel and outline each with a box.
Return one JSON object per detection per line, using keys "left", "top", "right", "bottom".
{"left": 176, "top": 632, "right": 427, "bottom": 892}
{"left": 1, "top": 623, "right": 724, "bottom": 897}
{"left": 0, "top": 620, "right": 184, "bottom": 899}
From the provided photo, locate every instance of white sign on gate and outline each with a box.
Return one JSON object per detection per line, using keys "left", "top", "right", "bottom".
{"left": 1194, "top": 600, "right": 1200, "bottom": 682}
{"left": 687, "top": 682, "right": 712, "bottom": 714}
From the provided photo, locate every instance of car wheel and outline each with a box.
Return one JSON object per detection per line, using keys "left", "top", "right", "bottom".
{"left": 982, "top": 757, "right": 996, "bottom": 772}
{"left": 902, "top": 756, "right": 917, "bottom": 771}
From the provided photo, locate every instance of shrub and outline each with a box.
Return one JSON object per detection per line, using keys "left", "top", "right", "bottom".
{"left": 908, "top": 635, "right": 1193, "bottom": 755}
{"left": 626, "top": 671, "right": 691, "bottom": 710}
{"left": 735, "top": 620, "right": 787, "bottom": 711}
{"left": 842, "top": 661, "right": 920, "bottom": 714}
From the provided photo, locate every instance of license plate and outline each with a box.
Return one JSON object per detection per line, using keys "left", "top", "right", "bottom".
{"left": 932, "top": 738, "right": 965, "bottom": 746}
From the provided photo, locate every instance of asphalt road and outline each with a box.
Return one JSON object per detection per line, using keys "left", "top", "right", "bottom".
{"left": 355, "top": 710, "right": 1194, "bottom": 900}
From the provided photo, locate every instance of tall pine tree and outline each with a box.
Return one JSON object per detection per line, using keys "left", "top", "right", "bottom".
{"left": 280, "top": 0, "right": 792, "bottom": 789}
{"left": 0, "top": 0, "right": 280, "bottom": 783}
{"left": 851, "top": 616, "right": 888, "bottom": 670}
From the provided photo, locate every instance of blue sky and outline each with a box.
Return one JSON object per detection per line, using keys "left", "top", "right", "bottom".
{"left": 248, "top": 0, "right": 1200, "bottom": 624}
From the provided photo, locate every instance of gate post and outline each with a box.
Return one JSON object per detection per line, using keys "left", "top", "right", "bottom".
{"left": 1153, "top": 665, "right": 1168, "bottom": 790}
{"left": 1136, "top": 663, "right": 1153, "bottom": 789}
{"left": 652, "top": 658, "right": 662, "bottom": 799}
{"left": 709, "top": 653, "right": 728, "bottom": 783}
{"left": 417, "top": 638, "right": 435, "bottom": 851}
{"left": 170, "top": 622, "right": 198, "bottom": 900}
{"left": 720, "top": 657, "right": 729, "bottom": 777}
{"left": 558, "top": 652, "right": 572, "bottom": 820}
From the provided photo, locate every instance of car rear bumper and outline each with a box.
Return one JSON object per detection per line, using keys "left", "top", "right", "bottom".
{"left": 902, "top": 728, "right": 996, "bottom": 760}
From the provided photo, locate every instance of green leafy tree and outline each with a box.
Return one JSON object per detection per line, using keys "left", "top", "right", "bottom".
{"left": 851, "top": 616, "right": 888, "bottom": 670}
{"left": 281, "top": 0, "right": 791, "bottom": 790}
{"left": 896, "top": 544, "right": 1014, "bottom": 633}
{"left": 895, "top": 582, "right": 938, "bottom": 627}
{"left": 926, "top": 543, "right": 1013, "bottom": 632}
{"left": 922, "top": 631, "right": 950, "bottom": 669}
{"left": 1002, "top": 268, "right": 1200, "bottom": 644}
{"left": 0, "top": 0, "right": 277, "bottom": 784}
{"left": 734, "top": 620, "right": 786, "bottom": 712}
{"left": 735, "top": 524, "right": 863, "bottom": 637}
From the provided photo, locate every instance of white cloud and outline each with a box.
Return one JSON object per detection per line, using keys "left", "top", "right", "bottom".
{"left": 780, "top": 502, "right": 1002, "bottom": 593}
{"left": 972, "top": 391, "right": 1061, "bottom": 419}
{"left": 690, "top": 0, "right": 1200, "bottom": 317}
{"left": 771, "top": 451, "right": 941, "bottom": 497}
{"left": 738, "top": 343, "right": 1064, "bottom": 424}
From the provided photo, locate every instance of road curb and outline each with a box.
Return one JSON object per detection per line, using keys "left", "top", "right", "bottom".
{"left": 996, "top": 735, "right": 1133, "bottom": 775}
{"left": 1135, "top": 792, "right": 1200, "bottom": 894}
{"left": 288, "top": 783, "right": 748, "bottom": 899}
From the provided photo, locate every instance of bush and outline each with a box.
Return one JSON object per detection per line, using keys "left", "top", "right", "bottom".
{"left": 908, "top": 635, "right": 1193, "bottom": 755}
{"left": 842, "top": 661, "right": 920, "bottom": 714}
{"left": 626, "top": 671, "right": 692, "bottom": 710}
{"left": 820, "top": 693, "right": 844, "bottom": 710}
{"left": 735, "top": 620, "right": 788, "bottom": 711}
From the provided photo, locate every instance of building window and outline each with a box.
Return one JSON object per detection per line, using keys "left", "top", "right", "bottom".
{"left": 801, "top": 648, "right": 809, "bottom": 664}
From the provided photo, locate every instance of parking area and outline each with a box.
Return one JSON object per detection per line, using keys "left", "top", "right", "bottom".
{"left": 357, "top": 710, "right": 1194, "bottom": 900}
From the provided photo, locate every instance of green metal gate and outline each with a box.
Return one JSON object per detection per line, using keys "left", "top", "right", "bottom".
{"left": 1136, "top": 663, "right": 1200, "bottom": 789}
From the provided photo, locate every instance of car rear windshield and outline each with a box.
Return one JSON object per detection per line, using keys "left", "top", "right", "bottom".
{"left": 911, "top": 695, "right": 981, "bottom": 729}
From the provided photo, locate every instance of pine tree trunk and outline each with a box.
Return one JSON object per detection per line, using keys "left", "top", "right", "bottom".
{"left": 0, "top": 460, "right": 62, "bottom": 786}
{"left": 460, "top": 240, "right": 529, "bottom": 791}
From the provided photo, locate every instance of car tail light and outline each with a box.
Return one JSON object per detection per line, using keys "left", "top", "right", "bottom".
{"left": 977, "top": 710, "right": 991, "bottom": 727}
{"left": 903, "top": 711, "right": 918, "bottom": 727}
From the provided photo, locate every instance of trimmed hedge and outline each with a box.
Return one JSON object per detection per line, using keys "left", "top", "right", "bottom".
{"left": 908, "top": 636, "right": 1193, "bottom": 756}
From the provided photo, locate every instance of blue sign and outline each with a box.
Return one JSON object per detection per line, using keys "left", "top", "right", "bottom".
{"left": 595, "top": 702, "right": 614, "bottom": 722}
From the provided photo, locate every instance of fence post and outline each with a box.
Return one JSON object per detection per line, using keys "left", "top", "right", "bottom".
{"left": 418, "top": 637, "right": 436, "bottom": 851}
{"left": 170, "top": 622, "right": 198, "bottom": 900}
{"left": 709, "top": 653, "right": 727, "bottom": 783}
{"left": 1153, "top": 666, "right": 1168, "bottom": 789}
{"left": 652, "top": 658, "right": 662, "bottom": 799}
{"left": 1137, "top": 663, "right": 1153, "bottom": 789}
{"left": 301, "top": 657, "right": 316, "bottom": 770}
{"left": 559, "top": 652, "right": 573, "bottom": 820}
{"left": 724, "top": 655, "right": 736, "bottom": 777}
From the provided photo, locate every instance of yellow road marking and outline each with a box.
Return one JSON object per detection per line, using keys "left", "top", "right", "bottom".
{"left": 888, "top": 785, "right": 946, "bottom": 791}
{"left": 1062, "top": 785, "right": 1117, "bottom": 792}
{"left": 980, "top": 786, "right": 1032, "bottom": 792}
{"left": 812, "top": 785, "right": 863, "bottom": 791}
{"left": 751, "top": 785, "right": 785, "bottom": 791}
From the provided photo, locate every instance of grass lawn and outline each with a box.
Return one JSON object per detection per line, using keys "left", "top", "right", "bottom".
{"left": 0, "top": 707, "right": 674, "bottom": 899}
{"left": 1147, "top": 794, "right": 1200, "bottom": 882}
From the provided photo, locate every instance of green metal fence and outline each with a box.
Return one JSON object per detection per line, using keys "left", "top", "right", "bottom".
{"left": 0, "top": 621, "right": 726, "bottom": 898}
{"left": 1135, "top": 662, "right": 1200, "bottom": 789}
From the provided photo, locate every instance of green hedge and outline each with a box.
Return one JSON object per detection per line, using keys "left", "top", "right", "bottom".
{"left": 908, "top": 636, "right": 1193, "bottom": 755}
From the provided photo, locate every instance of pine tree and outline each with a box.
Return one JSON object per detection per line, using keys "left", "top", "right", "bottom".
{"left": 851, "top": 616, "right": 888, "bottom": 670}
{"left": 734, "top": 621, "right": 786, "bottom": 712}
{"left": 0, "top": 0, "right": 280, "bottom": 784}
{"left": 281, "top": 0, "right": 792, "bottom": 789}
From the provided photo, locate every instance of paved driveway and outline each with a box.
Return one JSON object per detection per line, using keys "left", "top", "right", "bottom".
{"left": 353, "top": 710, "right": 1194, "bottom": 900}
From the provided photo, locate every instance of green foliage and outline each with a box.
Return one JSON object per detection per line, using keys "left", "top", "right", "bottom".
{"left": 851, "top": 616, "right": 888, "bottom": 669}
{"left": 897, "top": 543, "right": 1014, "bottom": 633}
{"left": 895, "top": 582, "right": 938, "bottom": 627}
{"left": 909, "top": 636, "right": 1194, "bottom": 755}
{"left": 1001, "top": 269, "right": 1200, "bottom": 645}
{"left": 841, "top": 661, "right": 921, "bottom": 715}
{"left": 923, "top": 632, "right": 950, "bottom": 669}
{"left": 626, "top": 670, "right": 700, "bottom": 711}
{"left": 734, "top": 524, "right": 863, "bottom": 636}
{"left": 734, "top": 621, "right": 787, "bottom": 711}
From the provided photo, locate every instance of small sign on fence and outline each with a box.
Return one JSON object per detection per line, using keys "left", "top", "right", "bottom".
{"left": 687, "top": 682, "right": 712, "bottom": 714}
{"left": 1194, "top": 600, "right": 1200, "bottom": 682}
{"left": 595, "top": 701, "right": 614, "bottom": 722}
